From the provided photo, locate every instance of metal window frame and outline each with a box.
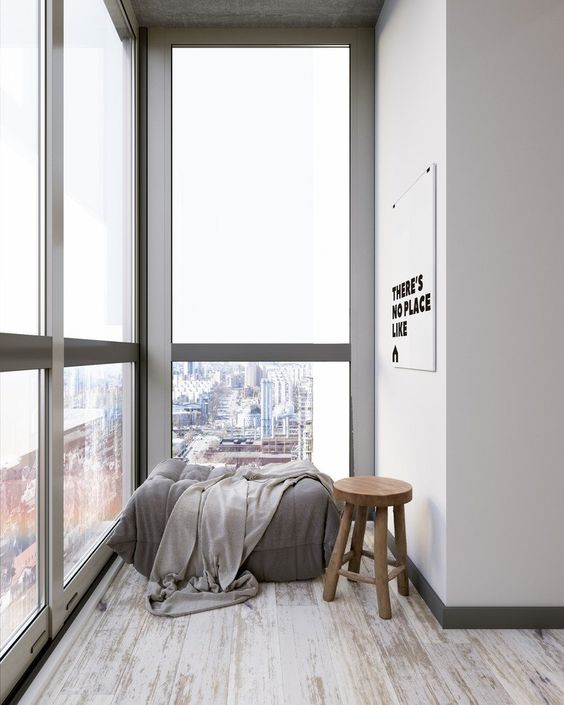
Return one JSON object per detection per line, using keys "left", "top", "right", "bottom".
{"left": 171, "top": 344, "right": 351, "bottom": 363}
{"left": 0, "top": 333, "right": 52, "bottom": 371}
{"left": 146, "top": 28, "right": 374, "bottom": 479}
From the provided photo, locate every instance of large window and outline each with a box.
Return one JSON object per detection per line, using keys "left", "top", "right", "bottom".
{"left": 0, "top": 2, "right": 46, "bottom": 696}
{"left": 170, "top": 46, "right": 351, "bottom": 479}
{"left": 0, "top": 0, "right": 137, "bottom": 699}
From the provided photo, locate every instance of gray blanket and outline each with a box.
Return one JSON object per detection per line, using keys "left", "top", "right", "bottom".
{"left": 145, "top": 460, "right": 335, "bottom": 616}
{"left": 108, "top": 459, "right": 339, "bottom": 584}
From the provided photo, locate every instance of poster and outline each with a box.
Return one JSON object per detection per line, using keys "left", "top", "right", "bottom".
{"left": 391, "top": 164, "right": 436, "bottom": 371}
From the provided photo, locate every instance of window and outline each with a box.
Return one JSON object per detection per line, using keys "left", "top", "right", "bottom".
{"left": 172, "top": 47, "right": 349, "bottom": 344}
{"left": 0, "top": 2, "right": 47, "bottom": 693}
{"left": 0, "top": 0, "right": 137, "bottom": 698}
{"left": 63, "top": 364, "right": 132, "bottom": 579}
{"left": 169, "top": 45, "right": 352, "bottom": 479}
{"left": 64, "top": 0, "right": 133, "bottom": 342}
{"left": 172, "top": 362, "right": 348, "bottom": 478}
{"left": 0, "top": 0, "right": 42, "bottom": 335}
{"left": 0, "top": 371, "right": 40, "bottom": 652}
{"left": 62, "top": 0, "right": 136, "bottom": 584}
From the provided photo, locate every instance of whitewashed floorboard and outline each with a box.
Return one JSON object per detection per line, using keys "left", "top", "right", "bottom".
{"left": 275, "top": 580, "right": 317, "bottom": 607}
{"left": 38, "top": 566, "right": 137, "bottom": 705}
{"left": 107, "top": 610, "right": 188, "bottom": 705}
{"left": 549, "top": 629, "right": 564, "bottom": 648}
{"left": 165, "top": 605, "right": 235, "bottom": 705}
{"left": 356, "top": 556, "right": 468, "bottom": 705}
{"left": 226, "top": 582, "right": 283, "bottom": 705}
{"left": 49, "top": 568, "right": 149, "bottom": 703}
{"left": 41, "top": 695, "right": 113, "bottom": 705}
{"left": 312, "top": 575, "right": 401, "bottom": 705}
{"left": 35, "top": 559, "right": 564, "bottom": 705}
{"left": 468, "top": 628, "right": 564, "bottom": 705}
{"left": 422, "top": 642, "right": 514, "bottom": 705}
{"left": 277, "top": 603, "right": 344, "bottom": 705}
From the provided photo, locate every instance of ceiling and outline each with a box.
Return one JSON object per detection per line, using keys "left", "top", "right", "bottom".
{"left": 129, "top": 0, "right": 385, "bottom": 28}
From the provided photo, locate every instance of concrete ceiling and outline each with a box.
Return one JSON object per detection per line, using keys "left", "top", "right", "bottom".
{"left": 129, "top": 0, "right": 385, "bottom": 28}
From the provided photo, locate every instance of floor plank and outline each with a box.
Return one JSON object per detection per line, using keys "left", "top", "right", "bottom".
{"left": 108, "top": 609, "right": 188, "bottom": 705}
{"left": 355, "top": 556, "right": 472, "bottom": 705}
{"left": 422, "top": 642, "right": 514, "bottom": 705}
{"left": 165, "top": 606, "right": 235, "bottom": 705}
{"left": 468, "top": 628, "right": 564, "bottom": 705}
{"left": 227, "top": 582, "right": 284, "bottom": 705}
{"left": 36, "top": 556, "right": 564, "bottom": 705}
{"left": 311, "top": 575, "right": 401, "bottom": 705}
{"left": 275, "top": 580, "right": 317, "bottom": 607}
{"left": 277, "top": 603, "right": 344, "bottom": 705}
{"left": 52, "top": 568, "right": 150, "bottom": 703}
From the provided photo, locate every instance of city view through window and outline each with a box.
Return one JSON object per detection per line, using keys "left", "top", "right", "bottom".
{"left": 0, "top": 363, "right": 131, "bottom": 648}
{"left": 63, "top": 364, "right": 131, "bottom": 579}
{"left": 172, "top": 362, "right": 348, "bottom": 478}
{"left": 0, "top": 371, "right": 39, "bottom": 652}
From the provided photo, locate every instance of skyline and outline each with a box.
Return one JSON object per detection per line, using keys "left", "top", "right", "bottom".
{"left": 172, "top": 362, "right": 315, "bottom": 469}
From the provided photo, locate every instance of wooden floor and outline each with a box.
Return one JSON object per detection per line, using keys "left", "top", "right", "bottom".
{"left": 39, "top": 528, "right": 564, "bottom": 705}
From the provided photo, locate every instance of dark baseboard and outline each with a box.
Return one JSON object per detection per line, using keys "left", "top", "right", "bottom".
{"left": 387, "top": 532, "right": 564, "bottom": 629}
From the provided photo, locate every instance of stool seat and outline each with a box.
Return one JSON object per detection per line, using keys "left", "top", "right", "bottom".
{"left": 333, "top": 476, "right": 412, "bottom": 507}
{"left": 323, "top": 475, "right": 413, "bottom": 620}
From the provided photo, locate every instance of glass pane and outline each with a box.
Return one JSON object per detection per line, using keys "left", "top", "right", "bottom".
{"left": 0, "top": 0, "right": 41, "bottom": 335}
{"left": 64, "top": 0, "right": 133, "bottom": 342}
{"left": 172, "top": 362, "right": 348, "bottom": 479}
{"left": 172, "top": 47, "right": 349, "bottom": 344}
{"left": 0, "top": 371, "right": 40, "bottom": 652}
{"left": 64, "top": 363, "right": 132, "bottom": 579}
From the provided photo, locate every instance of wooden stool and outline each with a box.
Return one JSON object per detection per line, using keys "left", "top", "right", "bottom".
{"left": 323, "top": 477, "right": 413, "bottom": 619}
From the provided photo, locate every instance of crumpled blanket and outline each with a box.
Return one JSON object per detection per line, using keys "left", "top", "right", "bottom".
{"left": 146, "top": 459, "right": 335, "bottom": 616}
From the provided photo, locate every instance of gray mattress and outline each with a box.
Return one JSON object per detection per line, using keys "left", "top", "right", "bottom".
{"left": 107, "top": 459, "right": 340, "bottom": 582}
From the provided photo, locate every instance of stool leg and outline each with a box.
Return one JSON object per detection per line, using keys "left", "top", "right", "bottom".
{"left": 393, "top": 504, "right": 409, "bottom": 597}
{"left": 348, "top": 505, "right": 368, "bottom": 575}
{"left": 323, "top": 502, "right": 354, "bottom": 602}
{"left": 374, "top": 505, "right": 392, "bottom": 619}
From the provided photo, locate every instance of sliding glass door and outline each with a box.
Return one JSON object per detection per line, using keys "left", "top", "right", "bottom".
{"left": 0, "top": 1, "right": 137, "bottom": 699}
{"left": 62, "top": 0, "right": 135, "bottom": 586}
{"left": 0, "top": 1, "right": 49, "bottom": 694}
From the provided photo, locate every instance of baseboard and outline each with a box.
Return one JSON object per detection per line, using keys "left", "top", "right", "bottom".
{"left": 387, "top": 532, "right": 564, "bottom": 629}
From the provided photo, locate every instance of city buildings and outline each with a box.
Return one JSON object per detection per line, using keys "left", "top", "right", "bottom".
{"left": 172, "top": 362, "right": 315, "bottom": 467}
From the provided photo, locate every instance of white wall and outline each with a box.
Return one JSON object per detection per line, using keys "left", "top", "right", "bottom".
{"left": 446, "top": 0, "right": 564, "bottom": 606}
{"left": 377, "top": 0, "right": 564, "bottom": 607}
{"left": 375, "top": 0, "right": 447, "bottom": 601}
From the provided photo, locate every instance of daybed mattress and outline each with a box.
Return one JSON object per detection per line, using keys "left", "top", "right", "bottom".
{"left": 108, "top": 459, "right": 340, "bottom": 582}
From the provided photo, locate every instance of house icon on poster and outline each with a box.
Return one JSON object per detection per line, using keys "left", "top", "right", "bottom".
{"left": 392, "top": 346, "right": 399, "bottom": 363}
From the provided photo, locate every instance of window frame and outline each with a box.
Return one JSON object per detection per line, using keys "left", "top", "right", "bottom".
{"left": 145, "top": 28, "right": 374, "bottom": 480}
